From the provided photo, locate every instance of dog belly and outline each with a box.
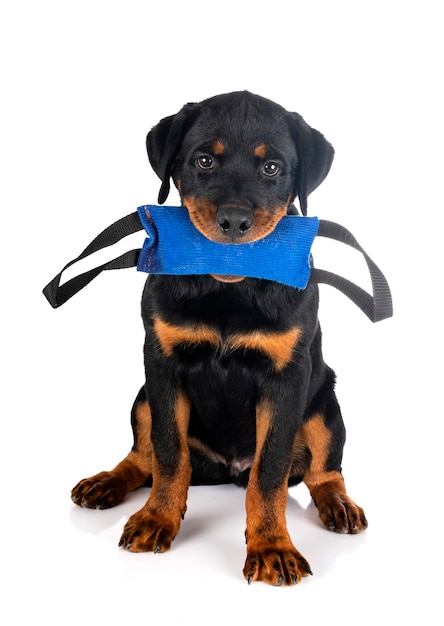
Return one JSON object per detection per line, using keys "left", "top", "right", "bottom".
{"left": 184, "top": 357, "right": 258, "bottom": 479}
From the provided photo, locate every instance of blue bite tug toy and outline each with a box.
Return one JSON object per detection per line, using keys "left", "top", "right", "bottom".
{"left": 43, "top": 204, "right": 393, "bottom": 323}
{"left": 136, "top": 205, "right": 319, "bottom": 289}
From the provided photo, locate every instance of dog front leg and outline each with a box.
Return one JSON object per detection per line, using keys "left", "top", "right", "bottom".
{"left": 243, "top": 397, "right": 313, "bottom": 586}
{"left": 119, "top": 388, "right": 191, "bottom": 553}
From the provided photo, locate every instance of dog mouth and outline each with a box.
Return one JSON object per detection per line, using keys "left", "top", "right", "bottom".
{"left": 182, "top": 197, "right": 290, "bottom": 283}
{"left": 210, "top": 274, "right": 246, "bottom": 283}
{"left": 183, "top": 197, "right": 288, "bottom": 245}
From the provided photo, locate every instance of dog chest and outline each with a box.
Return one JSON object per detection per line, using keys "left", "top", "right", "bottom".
{"left": 152, "top": 315, "right": 301, "bottom": 373}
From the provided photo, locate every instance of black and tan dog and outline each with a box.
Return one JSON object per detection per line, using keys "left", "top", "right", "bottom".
{"left": 71, "top": 91, "right": 368, "bottom": 585}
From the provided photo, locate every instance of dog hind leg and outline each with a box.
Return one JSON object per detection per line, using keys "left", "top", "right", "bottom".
{"left": 299, "top": 412, "right": 368, "bottom": 533}
{"left": 71, "top": 387, "right": 153, "bottom": 509}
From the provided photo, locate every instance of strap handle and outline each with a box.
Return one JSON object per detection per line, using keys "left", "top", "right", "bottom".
{"left": 42, "top": 211, "right": 143, "bottom": 308}
{"left": 313, "top": 220, "right": 393, "bottom": 322}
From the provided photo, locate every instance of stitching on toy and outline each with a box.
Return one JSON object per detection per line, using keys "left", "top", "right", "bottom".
{"left": 144, "top": 206, "right": 156, "bottom": 272}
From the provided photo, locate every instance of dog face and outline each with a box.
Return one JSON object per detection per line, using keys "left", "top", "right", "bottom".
{"left": 147, "top": 91, "right": 334, "bottom": 245}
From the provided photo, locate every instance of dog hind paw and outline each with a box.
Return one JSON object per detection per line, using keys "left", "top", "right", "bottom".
{"left": 71, "top": 471, "right": 127, "bottom": 509}
{"left": 317, "top": 493, "right": 368, "bottom": 534}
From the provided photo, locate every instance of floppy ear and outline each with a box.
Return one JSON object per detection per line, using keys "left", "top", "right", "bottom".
{"left": 288, "top": 113, "right": 335, "bottom": 215}
{"left": 147, "top": 103, "right": 199, "bottom": 204}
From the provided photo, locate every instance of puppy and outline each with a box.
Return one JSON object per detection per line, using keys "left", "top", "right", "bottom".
{"left": 71, "top": 91, "right": 367, "bottom": 586}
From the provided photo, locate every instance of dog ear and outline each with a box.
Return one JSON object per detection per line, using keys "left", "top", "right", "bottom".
{"left": 288, "top": 113, "right": 335, "bottom": 215}
{"left": 147, "top": 103, "right": 199, "bottom": 204}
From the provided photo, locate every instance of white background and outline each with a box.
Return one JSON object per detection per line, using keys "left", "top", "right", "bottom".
{"left": 1, "top": 1, "right": 442, "bottom": 623}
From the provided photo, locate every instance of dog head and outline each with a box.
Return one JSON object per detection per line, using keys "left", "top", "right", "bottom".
{"left": 147, "top": 91, "right": 334, "bottom": 249}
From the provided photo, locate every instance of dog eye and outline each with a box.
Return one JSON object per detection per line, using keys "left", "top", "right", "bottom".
{"left": 196, "top": 155, "right": 214, "bottom": 169}
{"left": 263, "top": 161, "right": 280, "bottom": 177}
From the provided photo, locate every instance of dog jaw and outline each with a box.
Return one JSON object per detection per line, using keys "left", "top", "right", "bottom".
{"left": 210, "top": 274, "right": 246, "bottom": 283}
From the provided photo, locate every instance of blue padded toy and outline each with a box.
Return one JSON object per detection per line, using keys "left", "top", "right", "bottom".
{"left": 43, "top": 204, "right": 393, "bottom": 322}
{"left": 136, "top": 205, "right": 319, "bottom": 289}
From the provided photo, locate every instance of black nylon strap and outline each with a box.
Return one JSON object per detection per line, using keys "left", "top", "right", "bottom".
{"left": 313, "top": 220, "right": 393, "bottom": 322}
{"left": 42, "top": 211, "right": 143, "bottom": 308}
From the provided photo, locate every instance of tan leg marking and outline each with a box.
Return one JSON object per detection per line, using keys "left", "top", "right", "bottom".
{"left": 71, "top": 399, "right": 153, "bottom": 509}
{"left": 243, "top": 400, "right": 312, "bottom": 585}
{"left": 119, "top": 391, "right": 192, "bottom": 553}
{"left": 299, "top": 414, "right": 368, "bottom": 533}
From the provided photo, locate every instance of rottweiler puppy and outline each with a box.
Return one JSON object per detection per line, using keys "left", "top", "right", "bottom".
{"left": 71, "top": 91, "right": 367, "bottom": 586}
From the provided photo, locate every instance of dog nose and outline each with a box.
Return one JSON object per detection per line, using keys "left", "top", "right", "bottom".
{"left": 216, "top": 207, "right": 253, "bottom": 241}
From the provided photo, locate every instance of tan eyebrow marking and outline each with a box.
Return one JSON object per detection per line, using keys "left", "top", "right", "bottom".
{"left": 212, "top": 140, "right": 226, "bottom": 155}
{"left": 254, "top": 144, "right": 268, "bottom": 158}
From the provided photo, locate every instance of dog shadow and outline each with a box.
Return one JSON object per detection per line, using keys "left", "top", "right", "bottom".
{"left": 69, "top": 484, "right": 245, "bottom": 537}
{"left": 69, "top": 487, "right": 152, "bottom": 536}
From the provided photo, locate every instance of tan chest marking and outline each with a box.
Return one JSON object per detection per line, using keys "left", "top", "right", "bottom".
{"left": 228, "top": 327, "right": 301, "bottom": 371}
{"left": 153, "top": 317, "right": 221, "bottom": 357}
{"left": 153, "top": 316, "right": 301, "bottom": 372}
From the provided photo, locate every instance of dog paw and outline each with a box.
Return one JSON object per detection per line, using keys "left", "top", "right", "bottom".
{"left": 71, "top": 471, "right": 127, "bottom": 509}
{"left": 243, "top": 544, "right": 313, "bottom": 586}
{"left": 317, "top": 493, "right": 368, "bottom": 534}
{"left": 118, "top": 509, "right": 179, "bottom": 553}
